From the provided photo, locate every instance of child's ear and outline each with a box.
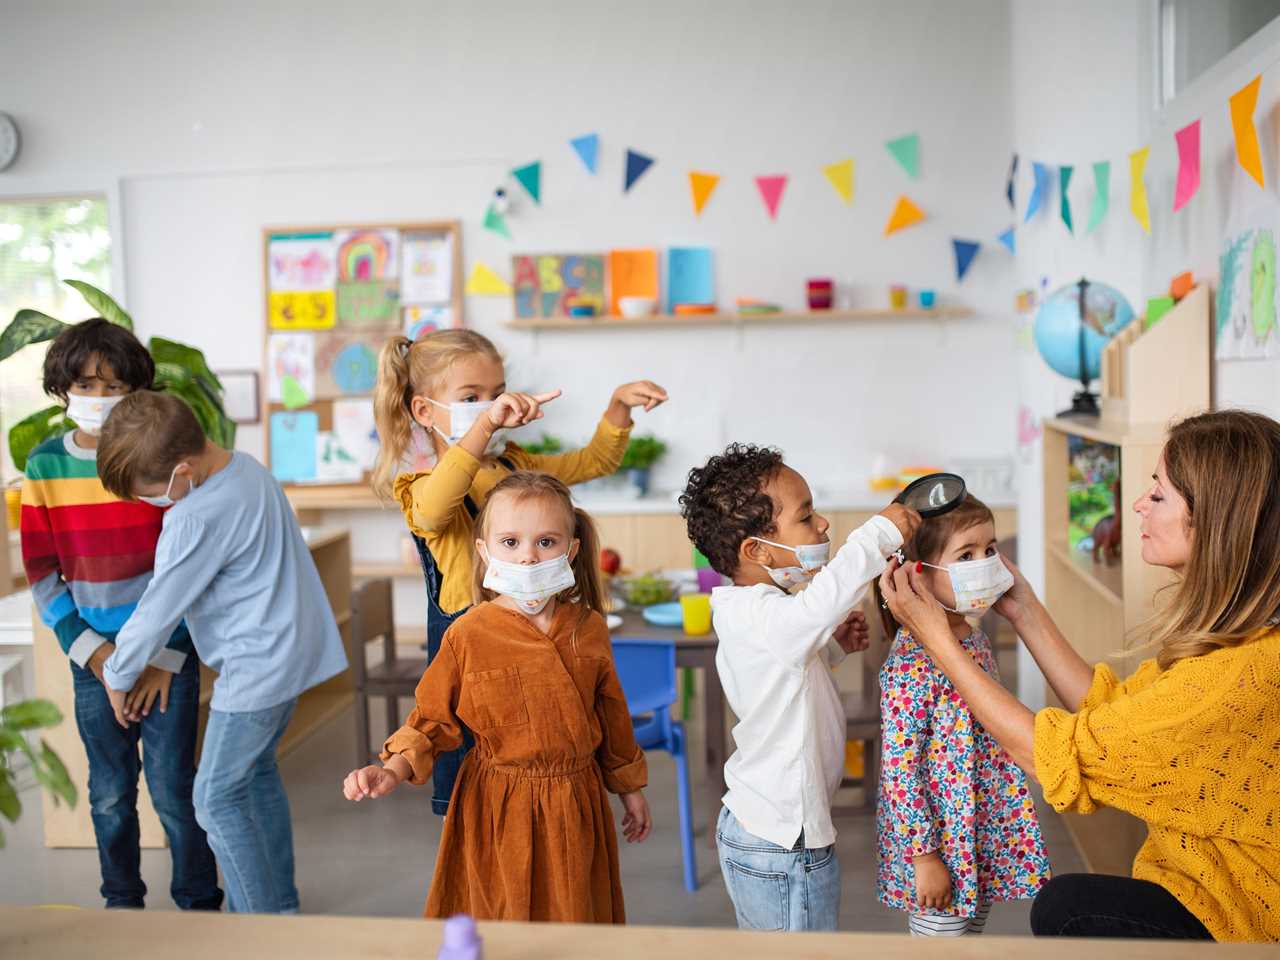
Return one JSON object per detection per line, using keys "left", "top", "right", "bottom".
{"left": 567, "top": 538, "right": 580, "bottom": 564}
{"left": 409, "top": 395, "right": 435, "bottom": 430}
{"left": 474, "top": 538, "right": 488, "bottom": 561}
{"left": 739, "top": 537, "right": 770, "bottom": 569}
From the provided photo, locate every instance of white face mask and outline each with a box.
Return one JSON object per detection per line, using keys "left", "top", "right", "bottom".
{"left": 750, "top": 536, "right": 831, "bottom": 589}
{"left": 65, "top": 393, "right": 125, "bottom": 437}
{"left": 428, "top": 398, "right": 511, "bottom": 456}
{"left": 481, "top": 546, "right": 576, "bottom": 615}
{"left": 922, "top": 553, "right": 1014, "bottom": 614}
{"left": 138, "top": 463, "right": 195, "bottom": 509}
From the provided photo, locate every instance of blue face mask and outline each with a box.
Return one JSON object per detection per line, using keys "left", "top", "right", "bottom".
{"left": 749, "top": 536, "right": 831, "bottom": 589}
{"left": 138, "top": 464, "right": 194, "bottom": 508}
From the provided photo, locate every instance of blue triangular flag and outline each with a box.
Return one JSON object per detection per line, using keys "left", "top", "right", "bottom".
{"left": 1024, "top": 162, "right": 1052, "bottom": 223}
{"left": 953, "top": 239, "right": 981, "bottom": 281}
{"left": 998, "top": 227, "right": 1015, "bottom": 254}
{"left": 570, "top": 133, "right": 598, "bottom": 174}
{"left": 624, "top": 149, "right": 655, "bottom": 193}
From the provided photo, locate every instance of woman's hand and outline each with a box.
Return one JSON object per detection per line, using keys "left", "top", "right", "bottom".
{"left": 832, "top": 609, "right": 871, "bottom": 654}
{"left": 484, "top": 390, "right": 562, "bottom": 431}
{"left": 879, "top": 557, "right": 953, "bottom": 656}
{"left": 123, "top": 666, "right": 172, "bottom": 722}
{"left": 913, "top": 852, "right": 953, "bottom": 911}
{"left": 991, "top": 554, "right": 1040, "bottom": 627}
{"left": 606, "top": 380, "right": 668, "bottom": 427}
{"left": 619, "top": 790, "right": 652, "bottom": 843}
{"left": 342, "top": 763, "right": 404, "bottom": 802}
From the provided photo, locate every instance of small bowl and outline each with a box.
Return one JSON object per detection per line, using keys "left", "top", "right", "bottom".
{"left": 618, "top": 296, "right": 656, "bottom": 318}
{"left": 568, "top": 304, "right": 597, "bottom": 317}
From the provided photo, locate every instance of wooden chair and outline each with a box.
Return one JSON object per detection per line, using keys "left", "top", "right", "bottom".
{"left": 351, "top": 578, "right": 428, "bottom": 766}
{"left": 834, "top": 599, "right": 895, "bottom": 815}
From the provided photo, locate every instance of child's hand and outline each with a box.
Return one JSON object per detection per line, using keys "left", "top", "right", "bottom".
{"left": 123, "top": 665, "right": 172, "bottom": 722}
{"left": 606, "top": 381, "right": 668, "bottom": 427}
{"left": 913, "top": 851, "right": 953, "bottom": 911}
{"left": 619, "top": 791, "right": 652, "bottom": 843}
{"left": 832, "top": 609, "right": 871, "bottom": 654}
{"left": 485, "top": 390, "right": 562, "bottom": 430}
{"left": 105, "top": 683, "right": 131, "bottom": 729}
{"left": 878, "top": 503, "right": 922, "bottom": 544}
{"left": 342, "top": 763, "right": 402, "bottom": 802}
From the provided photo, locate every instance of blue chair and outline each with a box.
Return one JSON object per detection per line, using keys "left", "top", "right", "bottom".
{"left": 611, "top": 638, "right": 697, "bottom": 891}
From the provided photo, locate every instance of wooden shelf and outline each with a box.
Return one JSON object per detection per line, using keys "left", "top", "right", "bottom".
{"left": 1048, "top": 539, "right": 1123, "bottom": 606}
{"left": 1044, "top": 416, "right": 1165, "bottom": 447}
{"left": 505, "top": 306, "right": 972, "bottom": 331}
{"left": 353, "top": 562, "right": 421, "bottom": 579}
{"left": 287, "top": 484, "right": 383, "bottom": 510}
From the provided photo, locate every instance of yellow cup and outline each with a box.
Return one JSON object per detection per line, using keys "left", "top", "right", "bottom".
{"left": 680, "top": 593, "right": 712, "bottom": 635}
{"left": 4, "top": 485, "right": 21, "bottom": 533}
{"left": 889, "top": 285, "right": 909, "bottom": 309}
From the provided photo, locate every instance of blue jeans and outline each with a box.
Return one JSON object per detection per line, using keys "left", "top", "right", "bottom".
{"left": 716, "top": 807, "right": 841, "bottom": 931}
{"left": 193, "top": 700, "right": 298, "bottom": 914}
{"left": 71, "top": 658, "right": 221, "bottom": 910}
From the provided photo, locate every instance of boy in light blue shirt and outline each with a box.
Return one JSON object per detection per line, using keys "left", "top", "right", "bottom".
{"left": 97, "top": 390, "right": 348, "bottom": 914}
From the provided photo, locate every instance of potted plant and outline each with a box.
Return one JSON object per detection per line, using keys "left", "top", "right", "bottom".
{"left": 0, "top": 280, "right": 235, "bottom": 471}
{"left": 520, "top": 432, "right": 564, "bottom": 456}
{"left": 619, "top": 435, "right": 667, "bottom": 497}
{"left": 1, "top": 699, "right": 76, "bottom": 848}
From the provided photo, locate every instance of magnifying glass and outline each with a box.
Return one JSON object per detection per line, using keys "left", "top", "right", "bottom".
{"left": 893, "top": 472, "right": 967, "bottom": 518}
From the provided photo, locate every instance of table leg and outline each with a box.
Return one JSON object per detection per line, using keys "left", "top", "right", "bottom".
{"left": 700, "top": 653, "right": 727, "bottom": 848}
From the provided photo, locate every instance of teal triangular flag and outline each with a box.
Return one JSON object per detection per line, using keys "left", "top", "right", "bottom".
{"left": 953, "top": 239, "right": 980, "bottom": 281}
{"left": 624, "top": 149, "right": 655, "bottom": 192}
{"left": 1060, "top": 165, "right": 1074, "bottom": 233}
{"left": 483, "top": 203, "right": 511, "bottom": 240}
{"left": 1086, "top": 161, "right": 1111, "bottom": 234}
{"left": 998, "top": 227, "right": 1015, "bottom": 254}
{"left": 886, "top": 133, "right": 920, "bottom": 179}
{"left": 512, "top": 161, "right": 541, "bottom": 204}
{"left": 570, "top": 133, "right": 598, "bottom": 174}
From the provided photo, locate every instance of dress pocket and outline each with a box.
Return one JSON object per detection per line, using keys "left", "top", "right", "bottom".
{"left": 464, "top": 666, "right": 530, "bottom": 729}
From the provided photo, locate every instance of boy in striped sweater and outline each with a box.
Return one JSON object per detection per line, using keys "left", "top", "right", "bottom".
{"left": 20, "top": 319, "right": 221, "bottom": 911}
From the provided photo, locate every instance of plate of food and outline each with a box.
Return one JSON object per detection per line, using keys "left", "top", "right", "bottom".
{"left": 618, "top": 573, "right": 677, "bottom": 608}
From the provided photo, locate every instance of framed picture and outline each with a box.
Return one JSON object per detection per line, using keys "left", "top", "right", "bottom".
{"left": 217, "top": 370, "right": 261, "bottom": 424}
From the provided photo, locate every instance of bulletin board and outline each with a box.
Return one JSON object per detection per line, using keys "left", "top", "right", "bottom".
{"left": 261, "top": 220, "right": 464, "bottom": 486}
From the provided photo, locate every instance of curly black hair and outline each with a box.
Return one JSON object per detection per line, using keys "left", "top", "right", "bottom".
{"left": 42, "top": 318, "right": 155, "bottom": 402}
{"left": 679, "top": 443, "right": 785, "bottom": 577}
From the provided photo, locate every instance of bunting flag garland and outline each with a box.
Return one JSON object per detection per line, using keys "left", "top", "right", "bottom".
{"left": 998, "top": 227, "right": 1015, "bottom": 254}
{"left": 886, "top": 133, "right": 920, "bottom": 179}
{"left": 1006, "top": 153, "right": 1018, "bottom": 209}
{"left": 624, "top": 149, "right": 655, "bottom": 192}
{"left": 953, "top": 239, "right": 981, "bottom": 281}
{"left": 1060, "top": 165, "right": 1074, "bottom": 234}
{"left": 512, "top": 161, "right": 541, "bottom": 204}
{"left": 1086, "top": 161, "right": 1110, "bottom": 234}
{"left": 569, "top": 133, "right": 599, "bottom": 174}
{"left": 465, "top": 262, "right": 512, "bottom": 296}
{"left": 884, "top": 195, "right": 926, "bottom": 235}
{"left": 482, "top": 203, "right": 511, "bottom": 240}
{"left": 823, "top": 158, "right": 855, "bottom": 204}
{"left": 1024, "top": 162, "right": 1051, "bottom": 223}
{"left": 1130, "top": 146, "right": 1151, "bottom": 234}
{"left": 1229, "top": 75, "right": 1265, "bottom": 188}
{"left": 755, "top": 175, "right": 788, "bottom": 220}
{"left": 1173, "top": 120, "right": 1201, "bottom": 212}
{"left": 688, "top": 171, "right": 720, "bottom": 216}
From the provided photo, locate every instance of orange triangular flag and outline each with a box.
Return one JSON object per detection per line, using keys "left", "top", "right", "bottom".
{"left": 884, "top": 195, "right": 926, "bottom": 235}
{"left": 689, "top": 172, "right": 721, "bottom": 217}
{"left": 1230, "top": 74, "right": 1265, "bottom": 188}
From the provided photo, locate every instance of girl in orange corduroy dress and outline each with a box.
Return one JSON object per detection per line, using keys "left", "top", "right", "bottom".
{"left": 342, "top": 472, "right": 651, "bottom": 923}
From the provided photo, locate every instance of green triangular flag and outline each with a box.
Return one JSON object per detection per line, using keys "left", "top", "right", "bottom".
{"left": 281, "top": 374, "right": 309, "bottom": 410}
{"left": 1086, "top": 161, "right": 1111, "bottom": 234}
{"left": 483, "top": 203, "right": 511, "bottom": 240}
{"left": 512, "top": 161, "right": 541, "bottom": 204}
{"left": 886, "top": 133, "right": 920, "bottom": 179}
{"left": 1060, "top": 165, "right": 1074, "bottom": 234}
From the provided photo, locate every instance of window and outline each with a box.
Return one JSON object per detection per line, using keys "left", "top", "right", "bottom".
{"left": 1158, "top": 0, "right": 1280, "bottom": 104}
{"left": 0, "top": 196, "right": 113, "bottom": 483}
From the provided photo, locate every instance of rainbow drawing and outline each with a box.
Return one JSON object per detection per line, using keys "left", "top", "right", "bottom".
{"left": 335, "top": 229, "right": 399, "bottom": 282}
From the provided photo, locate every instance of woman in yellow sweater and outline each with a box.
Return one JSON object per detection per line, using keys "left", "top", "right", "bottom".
{"left": 372, "top": 329, "right": 666, "bottom": 814}
{"left": 881, "top": 409, "right": 1280, "bottom": 942}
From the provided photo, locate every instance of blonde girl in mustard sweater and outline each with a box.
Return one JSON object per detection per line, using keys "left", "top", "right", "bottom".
{"left": 882, "top": 409, "right": 1280, "bottom": 942}
{"left": 371, "top": 330, "right": 666, "bottom": 815}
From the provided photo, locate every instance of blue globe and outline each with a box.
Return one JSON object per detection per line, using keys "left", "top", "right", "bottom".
{"left": 1034, "top": 281, "right": 1136, "bottom": 382}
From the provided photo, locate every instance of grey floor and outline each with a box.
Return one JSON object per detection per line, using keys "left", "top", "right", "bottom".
{"left": 0, "top": 661, "right": 1081, "bottom": 934}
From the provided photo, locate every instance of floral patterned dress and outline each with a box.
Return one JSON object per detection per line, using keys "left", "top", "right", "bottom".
{"left": 876, "top": 627, "right": 1051, "bottom": 918}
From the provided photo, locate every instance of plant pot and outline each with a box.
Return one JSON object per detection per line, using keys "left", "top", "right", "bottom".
{"left": 627, "top": 467, "right": 651, "bottom": 497}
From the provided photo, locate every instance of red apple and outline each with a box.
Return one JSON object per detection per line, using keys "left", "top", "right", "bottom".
{"left": 600, "top": 548, "right": 621, "bottom": 575}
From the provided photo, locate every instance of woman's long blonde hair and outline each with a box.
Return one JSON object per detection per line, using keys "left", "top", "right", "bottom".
{"left": 371, "top": 329, "right": 503, "bottom": 497}
{"left": 471, "top": 472, "right": 606, "bottom": 644}
{"left": 1147, "top": 409, "right": 1280, "bottom": 669}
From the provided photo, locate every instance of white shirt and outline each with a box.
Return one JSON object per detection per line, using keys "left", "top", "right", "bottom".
{"left": 711, "top": 516, "right": 903, "bottom": 849}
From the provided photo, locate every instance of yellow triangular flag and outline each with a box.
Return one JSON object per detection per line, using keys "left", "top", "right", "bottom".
{"left": 823, "top": 158, "right": 854, "bottom": 205}
{"left": 1129, "top": 146, "right": 1151, "bottom": 235}
{"left": 1230, "top": 74, "right": 1265, "bottom": 188}
{"left": 884, "top": 195, "right": 926, "bottom": 235}
{"left": 689, "top": 171, "right": 721, "bottom": 217}
{"left": 465, "top": 262, "right": 511, "bottom": 296}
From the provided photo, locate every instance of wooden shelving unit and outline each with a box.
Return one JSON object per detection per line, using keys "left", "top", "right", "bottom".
{"left": 504, "top": 306, "right": 971, "bottom": 331}
{"left": 1041, "top": 284, "right": 1210, "bottom": 876}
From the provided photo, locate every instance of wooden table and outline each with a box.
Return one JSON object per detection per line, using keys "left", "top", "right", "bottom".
{"left": 615, "top": 609, "right": 725, "bottom": 840}
{"left": 3, "top": 907, "right": 1274, "bottom": 959}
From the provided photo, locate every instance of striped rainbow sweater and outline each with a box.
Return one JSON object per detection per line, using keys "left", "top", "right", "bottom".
{"left": 20, "top": 432, "right": 191, "bottom": 670}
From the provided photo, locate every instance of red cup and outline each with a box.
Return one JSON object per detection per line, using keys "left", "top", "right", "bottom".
{"left": 807, "top": 278, "right": 834, "bottom": 310}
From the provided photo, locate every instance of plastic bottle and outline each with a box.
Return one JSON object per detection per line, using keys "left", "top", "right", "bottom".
{"left": 437, "top": 914, "right": 482, "bottom": 960}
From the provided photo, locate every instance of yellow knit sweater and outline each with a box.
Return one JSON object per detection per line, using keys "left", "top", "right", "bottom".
{"left": 1034, "top": 631, "right": 1280, "bottom": 942}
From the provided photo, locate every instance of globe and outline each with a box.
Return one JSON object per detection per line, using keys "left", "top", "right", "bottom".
{"left": 1033, "top": 280, "right": 1136, "bottom": 383}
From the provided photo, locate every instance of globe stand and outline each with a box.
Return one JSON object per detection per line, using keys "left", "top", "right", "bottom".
{"left": 1056, "top": 277, "right": 1101, "bottom": 419}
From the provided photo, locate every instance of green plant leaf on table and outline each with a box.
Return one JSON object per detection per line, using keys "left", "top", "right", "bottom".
{"left": 65, "top": 279, "right": 133, "bottom": 330}
{"left": 8, "top": 404, "right": 72, "bottom": 474}
{"left": 619, "top": 435, "right": 668, "bottom": 471}
{"left": 0, "top": 309, "right": 66, "bottom": 363}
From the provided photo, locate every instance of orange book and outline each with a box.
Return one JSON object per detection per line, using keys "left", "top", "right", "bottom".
{"left": 608, "top": 249, "right": 659, "bottom": 316}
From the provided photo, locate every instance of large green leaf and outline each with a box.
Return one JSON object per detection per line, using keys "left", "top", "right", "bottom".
{"left": 149, "top": 337, "right": 222, "bottom": 392}
{"left": 0, "top": 772, "right": 21, "bottom": 824}
{"left": 0, "top": 309, "right": 66, "bottom": 363}
{"left": 0, "top": 699, "right": 62, "bottom": 730}
{"left": 36, "top": 740, "right": 76, "bottom": 808}
{"left": 8, "top": 404, "right": 72, "bottom": 474}
{"left": 155, "top": 361, "right": 236, "bottom": 449}
{"left": 64, "top": 279, "right": 133, "bottom": 330}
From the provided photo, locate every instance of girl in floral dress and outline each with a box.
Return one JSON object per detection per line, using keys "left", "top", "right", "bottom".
{"left": 873, "top": 494, "right": 1050, "bottom": 936}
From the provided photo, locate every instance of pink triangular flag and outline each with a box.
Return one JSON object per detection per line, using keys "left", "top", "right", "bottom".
{"left": 755, "top": 175, "right": 788, "bottom": 221}
{"left": 1173, "top": 119, "right": 1201, "bottom": 212}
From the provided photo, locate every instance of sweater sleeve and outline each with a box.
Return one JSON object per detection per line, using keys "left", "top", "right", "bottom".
{"left": 507, "top": 417, "right": 631, "bottom": 486}
{"left": 880, "top": 642, "right": 943, "bottom": 858}
{"left": 380, "top": 635, "right": 465, "bottom": 785}
{"left": 394, "top": 443, "right": 484, "bottom": 540}
{"left": 594, "top": 642, "right": 648, "bottom": 795}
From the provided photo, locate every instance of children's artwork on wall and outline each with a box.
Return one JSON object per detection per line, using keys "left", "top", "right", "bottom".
{"left": 268, "top": 232, "right": 336, "bottom": 291}
{"left": 268, "top": 290, "right": 336, "bottom": 330}
{"left": 333, "top": 398, "right": 378, "bottom": 471}
{"left": 267, "top": 333, "right": 315, "bottom": 403}
{"left": 336, "top": 280, "right": 400, "bottom": 328}
{"left": 608, "top": 249, "right": 659, "bottom": 315}
{"left": 665, "top": 247, "right": 715, "bottom": 312}
{"left": 314, "top": 332, "right": 381, "bottom": 397}
{"left": 315, "top": 431, "right": 364, "bottom": 482}
{"left": 400, "top": 232, "right": 453, "bottom": 304}
{"left": 270, "top": 411, "right": 319, "bottom": 482}
{"left": 511, "top": 254, "right": 606, "bottom": 318}
{"left": 335, "top": 229, "right": 399, "bottom": 282}
{"left": 1217, "top": 215, "right": 1279, "bottom": 360}
{"left": 404, "top": 304, "right": 453, "bottom": 340}
{"left": 1016, "top": 404, "right": 1041, "bottom": 462}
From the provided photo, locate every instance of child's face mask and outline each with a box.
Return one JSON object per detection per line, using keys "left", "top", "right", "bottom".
{"left": 428, "top": 398, "right": 511, "bottom": 457}
{"left": 921, "top": 553, "right": 1014, "bottom": 614}
{"left": 138, "top": 463, "right": 196, "bottom": 509}
{"left": 480, "top": 546, "right": 576, "bottom": 615}
{"left": 749, "top": 537, "right": 831, "bottom": 589}
{"left": 66, "top": 393, "right": 125, "bottom": 437}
